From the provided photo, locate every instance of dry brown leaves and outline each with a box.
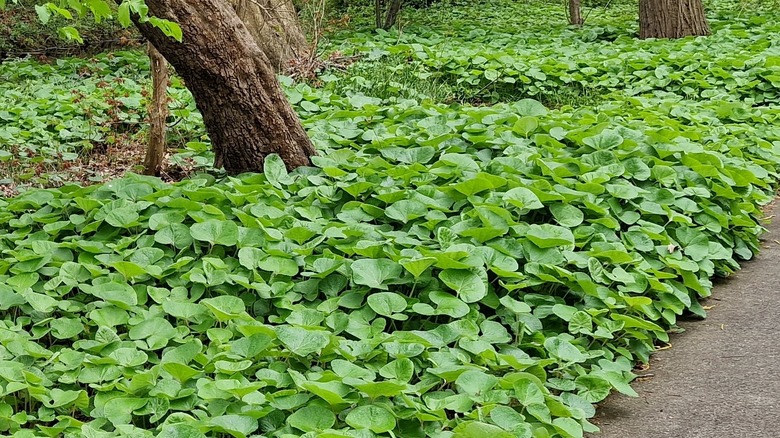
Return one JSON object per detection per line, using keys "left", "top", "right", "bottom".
{"left": 285, "top": 51, "right": 362, "bottom": 83}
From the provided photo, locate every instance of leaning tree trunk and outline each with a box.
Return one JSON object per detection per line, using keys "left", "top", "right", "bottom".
{"left": 568, "top": 0, "right": 583, "bottom": 26}
{"left": 133, "top": 0, "right": 316, "bottom": 174}
{"left": 639, "top": 0, "right": 710, "bottom": 39}
{"left": 230, "top": 0, "right": 309, "bottom": 72}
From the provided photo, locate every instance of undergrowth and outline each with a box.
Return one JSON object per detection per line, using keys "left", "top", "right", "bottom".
{"left": 0, "top": 0, "right": 780, "bottom": 437}
{"left": 330, "top": 55, "right": 456, "bottom": 103}
{"left": 0, "top": 53, "right": 205, "bottom": 191}
{"left": 0, "top": 0, "right": 137, "bottom": 58}
{"left": 325, "top": 13, "right": 780, "bottom": 105}
{"left": 1, "top": 91, "right": 779, "bottom": 438}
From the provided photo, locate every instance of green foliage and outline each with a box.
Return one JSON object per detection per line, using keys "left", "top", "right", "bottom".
{"left": 4, "top": 0, "right": 778, "bottom": 187}
{"left": 0, "top": 51, "right": 204, "bottom": 187}
{"left": 326, "top": 1, "right": 780, "bottom": 105}
{"left": 0, "top": 0, "right": 182, "bottom": 44}
{"left": 0, "top": 87, "right": 779, "bottom": 435}
{"left": 331, "top": 55, "right": 455, "bottom": 103}
{"left": 0, "top": 0, "right": 131, "bottom": 58}
{"left": 1, "top": 0, "right": 779, "bottom": 436}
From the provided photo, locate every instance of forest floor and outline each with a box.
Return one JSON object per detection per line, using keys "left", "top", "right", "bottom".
{"left": 1, "top": 0, "right": 780, "bottom": 437}
{"left": 591, "top": 204, "right": 780, "bottom": 437}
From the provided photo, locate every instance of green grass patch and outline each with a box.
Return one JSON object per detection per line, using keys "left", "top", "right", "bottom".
{"left": 329, "top": 55, "right": 456, "bottom": 103}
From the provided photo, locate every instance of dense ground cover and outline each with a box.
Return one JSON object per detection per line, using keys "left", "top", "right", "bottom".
{"left": 326, "top": 0, "right": 780, "bottom": 104}
{"left": 0, "top": 0, "right": 134, "bottom": 59}
{"left": 1, "top": 0, "right": 780, "bottom": 437}
{"left": 0, "top": 53, "right": 202, "bottom": 190}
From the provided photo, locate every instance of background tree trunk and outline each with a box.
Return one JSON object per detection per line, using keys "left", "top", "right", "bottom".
{"left": 375, "top": 0, "right": 384, "bottom": 29}
{"left": 134, "top": 0, "right": 316, "bottom": 174}
{"left": 639, "top": 0, "right": 710, "bottom": 39}
{"left": 383, "top": 0, "right": 403, "bottom": 30}
{"left": 375, "top": 0, "right": 402, "bottom": 30}
{"left": 569, "top": 0, "right": 583, "bottom": 26}
{"left": 143, "top": 43, "right": 168, "bottom": 176}
{"left": 230, "top": 0, "right": 309, "bottom": 72}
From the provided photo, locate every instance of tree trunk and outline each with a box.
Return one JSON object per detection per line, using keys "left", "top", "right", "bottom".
{"left": 383, "top": 0, "right": 403, "bottom": 30}
{"left": 639, "top": 0, "right": 710, "bottom": 39}
{"left": 568, "top": 0, "right": 583, "bottom": 26}
{"left": 143, "top": 43, "right": 168, "bottom": 176}
{"left": 133, "top": 0, "right": 316, "bottom": 174}
{"left": 375, "top": 0, "right": 402, "bottom": 30}
{"left": 375, "top": 0, "right": 384, "bottom": 29}
{"left": 230, "top": 0, "right": 309, "bottom": 72}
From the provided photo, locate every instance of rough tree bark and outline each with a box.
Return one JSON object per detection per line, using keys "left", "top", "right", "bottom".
{"left": 375, "top": 0, "right": 403, "bottom": 30}
{"left": 143, "top": 43, "right": 168, "bottom": 176}
{"left": 133, "top": 0, "right": 316, "bottom": 174}
{"left": 230, "top": 0, "right": 309, "bottom": 72}
{"left": 568, "top": 0, "right": 583, "bottom": 26}
{"left": 375, "top": 0, "right": 382, "bottom": 29}
{"left": 639, "top": 0, "right": 710, "bottom": 39}
{"left": 383, "top": 0, "right": 403, "bottom": 30}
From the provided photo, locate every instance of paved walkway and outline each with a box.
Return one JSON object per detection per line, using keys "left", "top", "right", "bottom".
{"left": 591, "top": 213, "right": 780, "bottom": 438}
